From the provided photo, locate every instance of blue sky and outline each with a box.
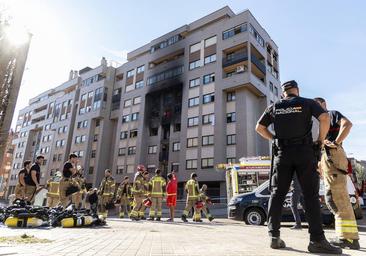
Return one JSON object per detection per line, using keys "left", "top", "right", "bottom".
{"left": 6, "top": 0, "right": 366, "bottom": 159}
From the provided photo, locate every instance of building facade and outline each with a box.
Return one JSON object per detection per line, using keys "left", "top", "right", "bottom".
{"left": 6, "top": 7, "right": 280, "bottom": 198}
{"left": 0, "top": 18, "right": 31, "bottom": 169}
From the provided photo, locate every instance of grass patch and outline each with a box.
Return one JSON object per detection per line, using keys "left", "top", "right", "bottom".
{"left": 0, "top": 233, "right": 52, "bottom": 244}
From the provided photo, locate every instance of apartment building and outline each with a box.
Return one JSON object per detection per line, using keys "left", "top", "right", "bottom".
{"left": 111, "top": 6, "right": 280, "bottom": 198}
{"left": 6, "top": 59, "right": 116, "bottom": 196}
{"left": 6, "top": 6, "right": 280, "bottom": 198}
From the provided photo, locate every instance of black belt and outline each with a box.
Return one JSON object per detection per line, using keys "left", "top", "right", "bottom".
{"left": 274, "top": 136, "right": 312, "bottom": 147}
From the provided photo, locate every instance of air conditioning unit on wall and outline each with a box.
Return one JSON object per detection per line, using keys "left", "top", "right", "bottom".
{"left": 236, "top": 65, "right": 247, "bottom": 73}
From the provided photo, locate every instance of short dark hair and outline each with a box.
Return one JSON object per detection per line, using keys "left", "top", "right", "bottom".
{"left": 167, "top": 173, "right": 173, "bottom": 180}
{"left": 36, "top": 155, "right": 44, "bottom": 160}
{"left": 69, "top": 153, "right": 78, "bottom": 159}
{"left": 314, "top": 97, "right": 326, "bottom": 103}
{"left": 23, "top": 160, "right": 31, "bottom": 167}
{"left": 143, "top": 171, "right": 149, "bottom": 176}
{"left": 124, "top": 176, "right": 129, "bottom": 180}
{"left": 105, "top": 169, "right": 111, "bottom": 173}
{"left": 155, "top": 169, "right": 161, "bottom": 175}
{"left": 191, "top": 172, "right": 197, "bottom": 179}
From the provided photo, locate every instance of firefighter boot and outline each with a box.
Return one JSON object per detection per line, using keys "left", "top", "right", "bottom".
{"left": 270, "top": 237, "right": 286, "bottom": 249}
{"left": 330, "top": 238, "right": 360, "bottom": 250}
{"left": 308, "top": 240, "right": 342, "bottom": 254}
{"left": 181, "top": 215, "right": 188, "bottom": 222}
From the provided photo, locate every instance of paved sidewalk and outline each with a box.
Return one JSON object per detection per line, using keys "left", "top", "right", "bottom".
{"left": 0, "top": 218, "right": 365, "bottom": 256}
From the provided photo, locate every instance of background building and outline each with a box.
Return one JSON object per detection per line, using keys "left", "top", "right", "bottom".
{"left": 6, "top": 6, "right": 280, "bottom": 198}
{"left": 0, "top": 14, "right": 31, "bottom": 169}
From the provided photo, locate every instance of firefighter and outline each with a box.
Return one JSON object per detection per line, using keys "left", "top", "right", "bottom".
{"left": 24, "top": 155, "right": 44, "bottom": 203}
{"left": 59, "top": 153, "right": 80, "bottom": 208}
{"left": 315, "top": 97, "right": 360, "bottom": 250}
{"left": 71, "top": 166, "right": 86, "bottom": 209}
{"left": 14, "top": 160, "right": 31, "bottom": 200}
{"left": 130, "top": 165, "right": 145, "bottom": 221}
{"left": 116, "top": 176, "right": 131, "bottom": 218}
{"left": 199, "top": 184, "right": 214, "bottom": 222}
{"left": 139, "top": 171, "right": 150, "bottom": 220}
{"left": 46, "top": 171, "right": 61, "bottom": 208}
{"left": 148, "top": 169, "right": 166, "bottom": 221}
{"left": 256, "top": 80, "right": 341, "bottom": 254}
{"left": 181, "top": 173, "right": 200, "bottom": 222}
{"left": 97, "top": 169, "right": 116, "bottom": 218}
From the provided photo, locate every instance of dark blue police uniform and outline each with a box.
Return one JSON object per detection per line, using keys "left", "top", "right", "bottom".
{"left": 258, "top": 93, "right": 326, "bottom": 242}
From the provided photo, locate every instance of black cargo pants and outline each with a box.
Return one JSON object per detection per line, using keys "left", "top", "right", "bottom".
{"left": 268, "top": 144, "right": 325, "bottom": 242}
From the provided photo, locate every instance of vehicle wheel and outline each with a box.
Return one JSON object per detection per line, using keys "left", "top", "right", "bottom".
{"left": 244, "top": 208, "right": 265, "bottom": 225}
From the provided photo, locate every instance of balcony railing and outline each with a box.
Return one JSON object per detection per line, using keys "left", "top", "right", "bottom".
{"left": 222, "top": 51, "right": 248, "bottom": 68}
{"left": 251, "top": 54, "right": 266, "bottom": 74}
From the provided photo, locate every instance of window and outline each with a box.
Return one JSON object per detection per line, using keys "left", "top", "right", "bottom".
{"left": 133, "top": 96, "right": 141, "bottom": 105}
{"left": 189, "top": 78, "right": 200, "bottom": 88}
{"left": 120, "top": 131, "right": 128, "bottom": 140}
{"left": 91, "top": 150, "right": 96, "bottom": 158}
{"left": 204, "top": 36, "right": 217, "bottom": 47}
{"left": 124, "top": 99, "right": 132, "bottom": 107}
{"left": 150, "top": 128, "right": 158, "bottom": 136}
{"left": 130, "top": 129, "right": 138, "bottom": 138}
{"left": 227, "top": 134, "right": 236, "bottom": 145}
{"left": 249, "top": 24, "right": 264, "bottom": 48}
{"left": 203, "top": 73, "right": 215, "bottom": 84}
{"left": 174, "top": 123, "right": 181, "bottom": 132}
{"left": 118, "top": 147, "right": 126, "bottom": 156}
{"left": 172, "top": 142, "right": 180, "bottom": 152}
{"left": 52, "top": 154, "right": 57, "bottom": 162}
{"left": 187, "top": 137, "right": 198, "bottom": 148}
{"left": 188, "top": 97, "right": 199, "bottom": 107}
{"left": 81, "top": 135, "right": 86, "bottom": 143}
{"left": 227, "top": 92, "right": 236, "bottom": 102}
{"left": 93, "top": 134, "right": 98, "bottom": 142}
{"left": 202, "top": 135, "right": 214, "bottom": 146}
{"left": 223, "top": 23, "right": 247, "bottom": 40}
{"left": 95, "top": 119, "right": 100, "bottom": 127}
{"left": 269, "top": 82, "right": 274, "bottom": 92}
{"left": 45, "top": 124, "right": 51, "bottom": 131}
{"left": 186, "top": 159, "right": 197, "bottom": 169}
{"left": 171, "top": 163, "right": 179, "bottom": 172}
{"left": 189, "top": 60, "right": 201, "bottom": 70}
{"left": 116, "top": 166, "right": 124, "bottom": 175}
{"left": 202, "top": 113, "right": 214, "bottom": 125}
{"left": 89, "top": 167, "right": 94, "bottom": 175}
{"left": 204, "top": 54, "right": 216, "bottom": 65}
{"left": 227, "top": 157, "right": 236, "bottom": 164}
{"left": 274, "top": 86, "right": 278, "bottom": 96}
{"left": 58, "top": 154, "right": 62, "bottom": 161}
{"left": 227, "top": 112, "right": 236, "bottom": 123}
{"left": 148, "top": 145, "right": 157, "bottom": 154}
{"left": 128, "top": 146, "right": 136, "bottom": 155}
{"left": 127, "top": 69, "right": 134, "bottom": 78}
{"left": 201, "top": 158, "right": 214, "bottom": 168}
{"left": 122, "top": 115, "right": 130, "bottom": 123}
{"left": 131, "top": 112, "right": 139, "bottom": 121}
{"left": 203, "top": 93, "right": 215, "bottom": 104}
{"left": 75, "top": 136, "right": 81, "bottom": 144}
{"left": 187, "top": 116, "right": 199, "bottom": 127}
{"left": 137, "top": 65, "right": 145, "bottom": 74}
{"left": 190, "top": 42, "right": 201, "bottom": 53}
{"left": 135, "top": 80, "right": 144, "bottom": 89}
{"left": 78, "top": 151, "right": 84, "bottom": 158}
{"left": 147, "top": 66, "right": 183, "bottom": 86}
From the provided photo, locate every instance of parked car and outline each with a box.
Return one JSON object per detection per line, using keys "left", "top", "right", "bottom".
{"left": 228, "top": 177, "right": 363, "bottom": 226}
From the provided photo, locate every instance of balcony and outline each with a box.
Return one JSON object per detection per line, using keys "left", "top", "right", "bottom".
{"left": 251, "top": 54, "right": 266, "bottom": 74}
{"left": 222, "top": 51, "right": 248, "bottom": 68}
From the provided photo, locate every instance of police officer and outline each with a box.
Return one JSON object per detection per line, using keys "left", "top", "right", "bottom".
{"left": 256, "top": 80, "right": 341, "bottom": 254}
{"left": 314, "top": 97, "right": 360, "bottom": 250}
